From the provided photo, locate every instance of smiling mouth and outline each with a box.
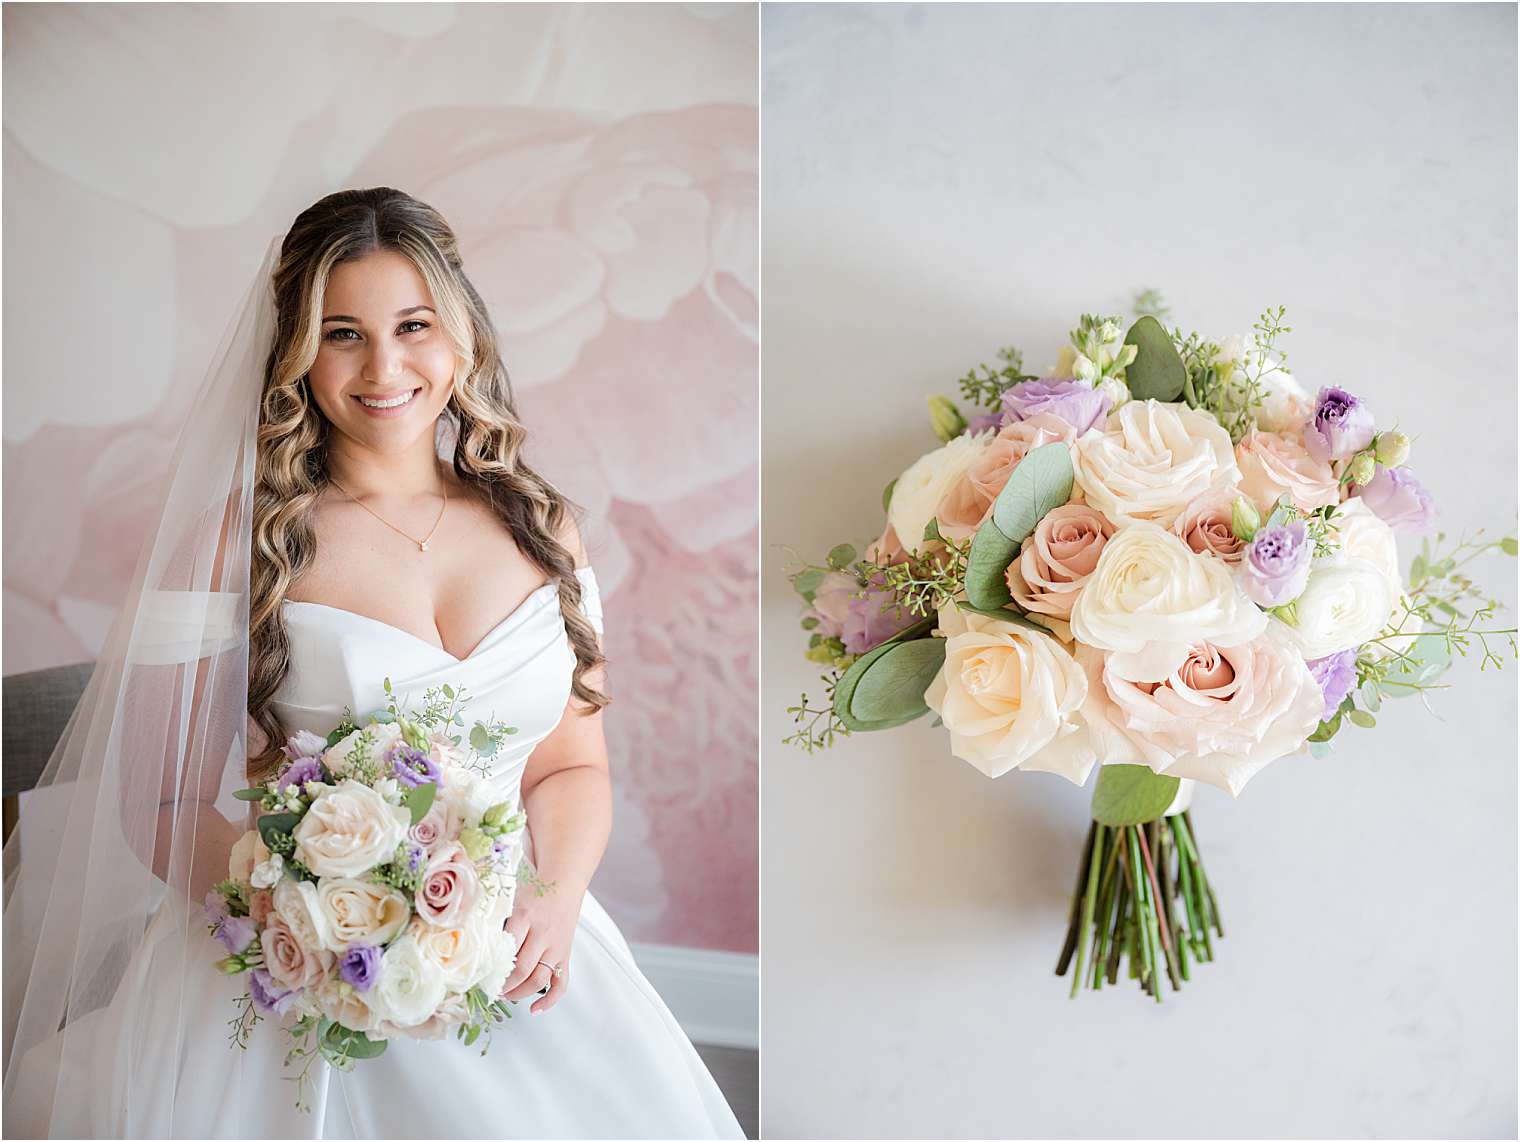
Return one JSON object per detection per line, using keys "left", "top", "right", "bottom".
{"left": 355, "top": 388, "right": 420, "bottom": 410}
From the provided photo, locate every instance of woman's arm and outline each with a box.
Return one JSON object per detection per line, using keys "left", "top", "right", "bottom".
{"left": 499, "top": 518, "right": 610, "bottom": 1014}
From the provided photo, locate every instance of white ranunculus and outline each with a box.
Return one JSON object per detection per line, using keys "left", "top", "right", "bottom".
{"left": 1069, "top": 521, "right": 1267, "bottom": 677}
{"left": 312, "top": 975, "right": 382, "bottom": 1034}
{"left": 411, "top": 910, "right": 494, "bottom": 993}
{"left": 1328, "top": 498, "right": 1404, "bottom": 604}
{"left": 922, "top": 603, "right": 1096, "bottom": 783}
{"left": 323, "top": 721, "right": 403, "bottom": 779}
{"left": 272, "top": 877, "right": 335, "bottom": 954}
{"left": 370, "top": 934, "right": 448, "bottom": 1028}
{"left": 316, "top": 878, "right": 411, "bottom": 950}
{"left": 1072, "top": 400, "right": 1239, "bottom": 528}
{"left": 1280, "top": 556, "right": 1395, "bottom": 659}
{"left": 887, "top": 432, "right": 995, "bottom": 555}
{"left": 227, "top": 830, "right": 268, "bottom": 884}
{"left": 475, "top": 928, "right": 521, "bottom": 1001}
{"left": 249, "top": 853, "right": 285, "bottom": 889}
{"left": 292, "top": 779, "right": 410, "bottom": 879}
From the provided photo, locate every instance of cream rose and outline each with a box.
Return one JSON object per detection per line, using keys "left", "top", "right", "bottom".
{"left": 1171, "top": 488, "right": 1247, "bottom": 563}
{"left": 887, "top": 432, "right": 994, "bottom": 554}
{"left": 414, "top": 842, "right": 483, "bottom": 929}
{"left": 1235, "top": 429, "right": 1338, "bottom": 515}
{"left": 369, "top": 934, "right": 448, "bottom": 1028}
{"left": 227, "top": 830, "right": 269, "bottom": 884}
{"left": 323, "top": 721, "right": 403, "bottom": 778}
{"left": 260, "top": 914, "right": 333, "bottom": 991}
{"left": 922, "top": 603, "right": 1095, "bottom": 783}
{"left": 377, "top": 992, "right": 470, "bottom": 1042}
{"left": 313, "top": 975, "right": 382, "bottom": 1034}
{"left": 272, "top": 877, "right": 335, "bottom": 954}
{"left": 1069, "top": 522, "right": 1267, "bottom": 678}
{"left": 316, "top": 878, "right": 410, "bottom": 950}
{"left": 1327, "top": 498, "right": 1404, "bottom": 604}
{"left": 1005, "top": 504, "right": 1117, "bottom": 639}
{"left": 1077, "top": 627, "right": 1324, "bottom": 796}
{"left": 1280, "top": 556, "right": 1395, "bottom": 659}
{"left": 411, "top": 911, "right": 493, "bottom": 993}
{"left": 1072, "top": 400, "right": 1239, "bottom": 527}
{"left": 292, "top": 779, "right": 410, "bottom": 879}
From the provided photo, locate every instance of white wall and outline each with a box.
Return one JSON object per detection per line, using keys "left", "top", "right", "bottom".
{"left": 761, "top": 4, "right": 1516, "bottom": 1138}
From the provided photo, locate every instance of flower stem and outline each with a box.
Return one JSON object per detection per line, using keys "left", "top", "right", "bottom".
{"left": 1070, "top": 823, "right": 1106, "bottom": 998}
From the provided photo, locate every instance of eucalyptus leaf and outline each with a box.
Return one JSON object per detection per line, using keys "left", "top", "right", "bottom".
{"left": 403, "top": 781, "right": 436, "bottom": 827}
{"left": 882, "top": 479, "right": 897, "bottom": 513}
{"left": 954, "top": 600, "right": 1053, "bottom": 634}
{"left": 233, "top": 788, "right": 267, "bottom": 801}
{"left": 832, "top": 617, "right": 936, "bottom": 732}
{"left": 964, "top": 520, "right": 1019, "bottom": 610}
{"left": 1383, "top": 633, "right": 1453, "bottom": 692}
{"left": 1307, "top": 741, "right": 1333, "bottom": 760}
{"left": 1348, "top": 710, "right": 1376, "bottom": 729}
{"left": 470, "top": 724, "right": 493, "bottom": 753}
{"left": 827, "top": 543, "right": 856, "bottom": 570}
{"left": 990, "top": 442, "right": 1074, "bottom": 546}
{"left": 792, "top": 567, "right": 826, "bottom": 604}
{"left": 323, "top": 1023, "right": 388, "bottom": 1059}
{"left": 922, "top": 517, "right": 943, "bottom": 545}
{"left": 1307, "top": 714, "right": 1341, "bottom": 742}
{"left": 1122, "top": 316, "right": 1187, "bottom": 402}
{"left": 257, "top": 811, "right": 302, "bottom": 849}
{"left": 1358, "top": 681, "right": 1382, "bottom": 712}
{"left": 1090, "top": 765, "right": 1180, "bottom": 827}
{"left": 442, "top": 684, "right": 455, "bottom": 700}
{"left": 849, "top": 638, "right": 947, "bottom": 723}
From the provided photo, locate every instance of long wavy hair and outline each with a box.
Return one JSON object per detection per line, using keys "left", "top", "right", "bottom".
{"left": 246, "top": 187, "right": 608, "bottom": 779}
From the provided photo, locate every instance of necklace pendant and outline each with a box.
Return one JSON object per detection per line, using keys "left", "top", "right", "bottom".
{"left": 419, "top": 541, "right": 429, "bottom": 553}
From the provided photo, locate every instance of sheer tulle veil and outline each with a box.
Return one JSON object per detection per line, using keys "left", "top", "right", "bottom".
{"left": 3, "top": 234, "right": 282, "bottom": 1136}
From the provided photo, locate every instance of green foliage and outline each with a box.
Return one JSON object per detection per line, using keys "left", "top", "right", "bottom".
{"left": 1132, "top": 288, "right": 1170, "bottom": 322}
{"left": 964, "top": 442, "right": 1073, "bottom": 610}
{"left": 848, "top": 637, "right": 946, "bottom": 723}
{"left": 861, "top": 535, "right": 973, "bottom": 620}
{"left": 257, "top": 811, "right": 302, "bottom": 851}
{"left": 784, "top": 671, "right": 852, "bottom": 753}
{"left": 956, "top": 346, "right": 1032, "bottom": 411}
{"left": 831, "top": 618, "right": 938, "bottom": 732}
{"left": 882, "top": 478, "right": 897, "bottom": 513}
{"left": 964, "top": 522, "right": 1019, "bottom": 610}
{"left": 1122, "top": 316, "right": 1187, "bottom": 401}
{"left": 1169, "top": 306, "right": 1292, "bottom": 442}
{"left": 1090, "top": 765, "right": 1181, "bottom": 827}
{"left": 827, "top": 543, "right": 857, "bottom": 570}
{"left": 403, "top": 781, "right": 436, "bottom": 826}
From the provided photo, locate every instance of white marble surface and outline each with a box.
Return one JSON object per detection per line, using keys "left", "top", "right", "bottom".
{"left": 760, "top": 4, "right": 1517, "bottom": 1138}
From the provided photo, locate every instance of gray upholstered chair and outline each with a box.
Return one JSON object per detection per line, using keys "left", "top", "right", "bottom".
{"left": 2, "top": 662, "right": 94, "bottom": 842}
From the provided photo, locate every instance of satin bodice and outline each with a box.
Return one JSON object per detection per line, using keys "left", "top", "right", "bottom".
{"left": 271, "top": 566, "right": 602, "bottom": 806}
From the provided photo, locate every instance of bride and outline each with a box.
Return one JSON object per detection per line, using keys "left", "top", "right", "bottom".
{"left": 2, "top": 188, "right": 745, "bottom": 1139}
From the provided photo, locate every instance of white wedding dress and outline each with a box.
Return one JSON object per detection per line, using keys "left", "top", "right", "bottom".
{"left": 7, "top": 566, "right": 744, "bottom": 1139}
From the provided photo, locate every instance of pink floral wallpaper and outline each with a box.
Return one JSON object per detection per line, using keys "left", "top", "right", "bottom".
{"left": 1, "top": 4, "right": 757, "bottom": 953}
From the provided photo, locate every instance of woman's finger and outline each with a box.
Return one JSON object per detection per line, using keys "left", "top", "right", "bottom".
{"left": 504, "top": 958, "right": 554, "bottom": 1003}
{"left": 499, "top": 930, "right": 545, "bottom": 997}
{"left": 529, "top": 956, "right": 569, "bottom": 1015}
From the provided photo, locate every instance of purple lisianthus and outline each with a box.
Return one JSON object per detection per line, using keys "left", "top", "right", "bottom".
{"left": 213, "top": 914, "right": 258, "bottom": 955}
{"left": 390, "top": 744, "right": 442, "bottom": 788}
{"left": 248, "top": 968, "right": 297, "bottom": 1015}
{"left": 1353, "top": 466, "right": 1436, "bottom": 534}
{"left": 1303, "top": 387, "right": 1376, "bottom": 463}
{"left": 841, "top": 584, "right": 920, "bottom": 655}
{"left": 1239, "top": 521, "right": 1312, "bottom": 607}
{"left": 281, "top": 729, "right": 329, "bottom": 762}
{"left": 1000, "top": 378, "right": 1110, "bottom": 436}
{"left": 278, "top": 754, "right": 326, "bottom": 793}
{"left": 964, "top": 411, "right": 1004, "bottom": 436}
{"left": 1307, "top": 649, "right": 1358, "bottom": 722}
{"left": 203, "top": 890, "right": 230, "bottom": 927}
{"left": 338, "top": 943, "right": 382, "bottom": 992}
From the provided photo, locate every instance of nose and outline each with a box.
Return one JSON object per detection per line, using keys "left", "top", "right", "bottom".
{"left": 361, "top": 337, "right": 405, "bottom": 384}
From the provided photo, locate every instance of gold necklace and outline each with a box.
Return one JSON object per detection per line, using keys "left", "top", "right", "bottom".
{"left": 328, "top": 477, "right": 448, "bottom": 553}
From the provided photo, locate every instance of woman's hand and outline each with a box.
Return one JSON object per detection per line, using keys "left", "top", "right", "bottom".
{"left": 501, "top": 877, "right": 585, "bottom": 1014}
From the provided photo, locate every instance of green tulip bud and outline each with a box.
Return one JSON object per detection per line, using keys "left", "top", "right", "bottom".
{"left": 926, "top": 396, "right": 966, "bottom": 443}
{"left": 1374, "top": 432, "right": 1409, "bottom": 468}
{"left": 1347, "top": 451, "right": 1376, "bottom": 487}
{"left": 482, "top": 802, "right": 513, "bottom": 829}
{"left": 1230, "top": 497, "right": 1261, "bottom": 543}
{"left": 459, "top": 827, "right": 492, "bottom": 862}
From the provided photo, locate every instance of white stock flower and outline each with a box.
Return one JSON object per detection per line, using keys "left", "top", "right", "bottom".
{"left": 370, "top": 935, "right": 448, "bottom": 1028}
{"left": 922, "top": 603, "right": 1095, "bottom": 783}
{"left": 1069, "top": 522, "right": 1267, "bottom": 677}
{"left": 249, "top": 853, "right": 285, "bottom": 889}
{"left": 1280, "top": 556, "right": 1395, "bottom": 659}
{"left": 292, "top": 779, "right": 410, "bottom": 879}
{"left": 887, "top": 432, "right": 995, "bottom": 555}
{"left": 272, "top": 877, "right": 335, "bottom": 954}
{"left": 475, "top": 928, "right": 521, "bottom": 1001}
{"left": 1072, "top": 400, "right": 1239, "bottom": 527}
{"left": 316, "top": 878, "right": 411, "bottom": 950}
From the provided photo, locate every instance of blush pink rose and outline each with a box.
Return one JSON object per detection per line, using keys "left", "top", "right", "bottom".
{"left": 1005, "top": 504, "right": 1117, "bottom": 631}
{"left": 261, "top": 914, "right": 333, "bottom": 992}
{"left": 407, "top": 800, "right": 450, "bottom": 854}
{"left": 935, "top": 415, "right": 1079, "bottom": 543}
{"left": 414, "top": 842, "right": 482, "bottom": 929}
{"left": 1171, "top": 488, "right": 1247, "bottom": 563}
{"left": 1075, "top": 627, "right": 1324, "bottom": 796}
{"left": 1235, "top": 430, "right": 1338, "bottom": 515}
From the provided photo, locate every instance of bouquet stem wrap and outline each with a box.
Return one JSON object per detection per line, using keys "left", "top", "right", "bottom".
{"left": 1056, "top": 771, "right": 1222, "bottom": 1000}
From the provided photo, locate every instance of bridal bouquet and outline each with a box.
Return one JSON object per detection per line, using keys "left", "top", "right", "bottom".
{"left": 786, "top": 303, "right": 1515, "bottom": 1000}
{"left": 207, "top": 679, "right": 525, "bottom": 1106}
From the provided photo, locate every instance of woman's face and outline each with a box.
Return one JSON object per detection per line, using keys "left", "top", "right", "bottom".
{"left": 306, "top": 250, "right": 460, "bottom": 454}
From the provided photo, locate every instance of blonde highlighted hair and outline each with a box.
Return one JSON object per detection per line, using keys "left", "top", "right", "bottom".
{"left": 248, "top": 187, "right": 607, "bottom": 779}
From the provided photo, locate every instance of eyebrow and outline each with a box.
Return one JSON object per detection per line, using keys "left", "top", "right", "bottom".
{"left": 320, "top": 305, "right": 435, "bottom": 324}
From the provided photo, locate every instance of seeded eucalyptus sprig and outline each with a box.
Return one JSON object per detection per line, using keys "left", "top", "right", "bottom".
{"left": 784, "top": 671, "right": 852, "bottom": 754}
{"left": 857, "top": 533, "right": 972, "bottom": 622}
